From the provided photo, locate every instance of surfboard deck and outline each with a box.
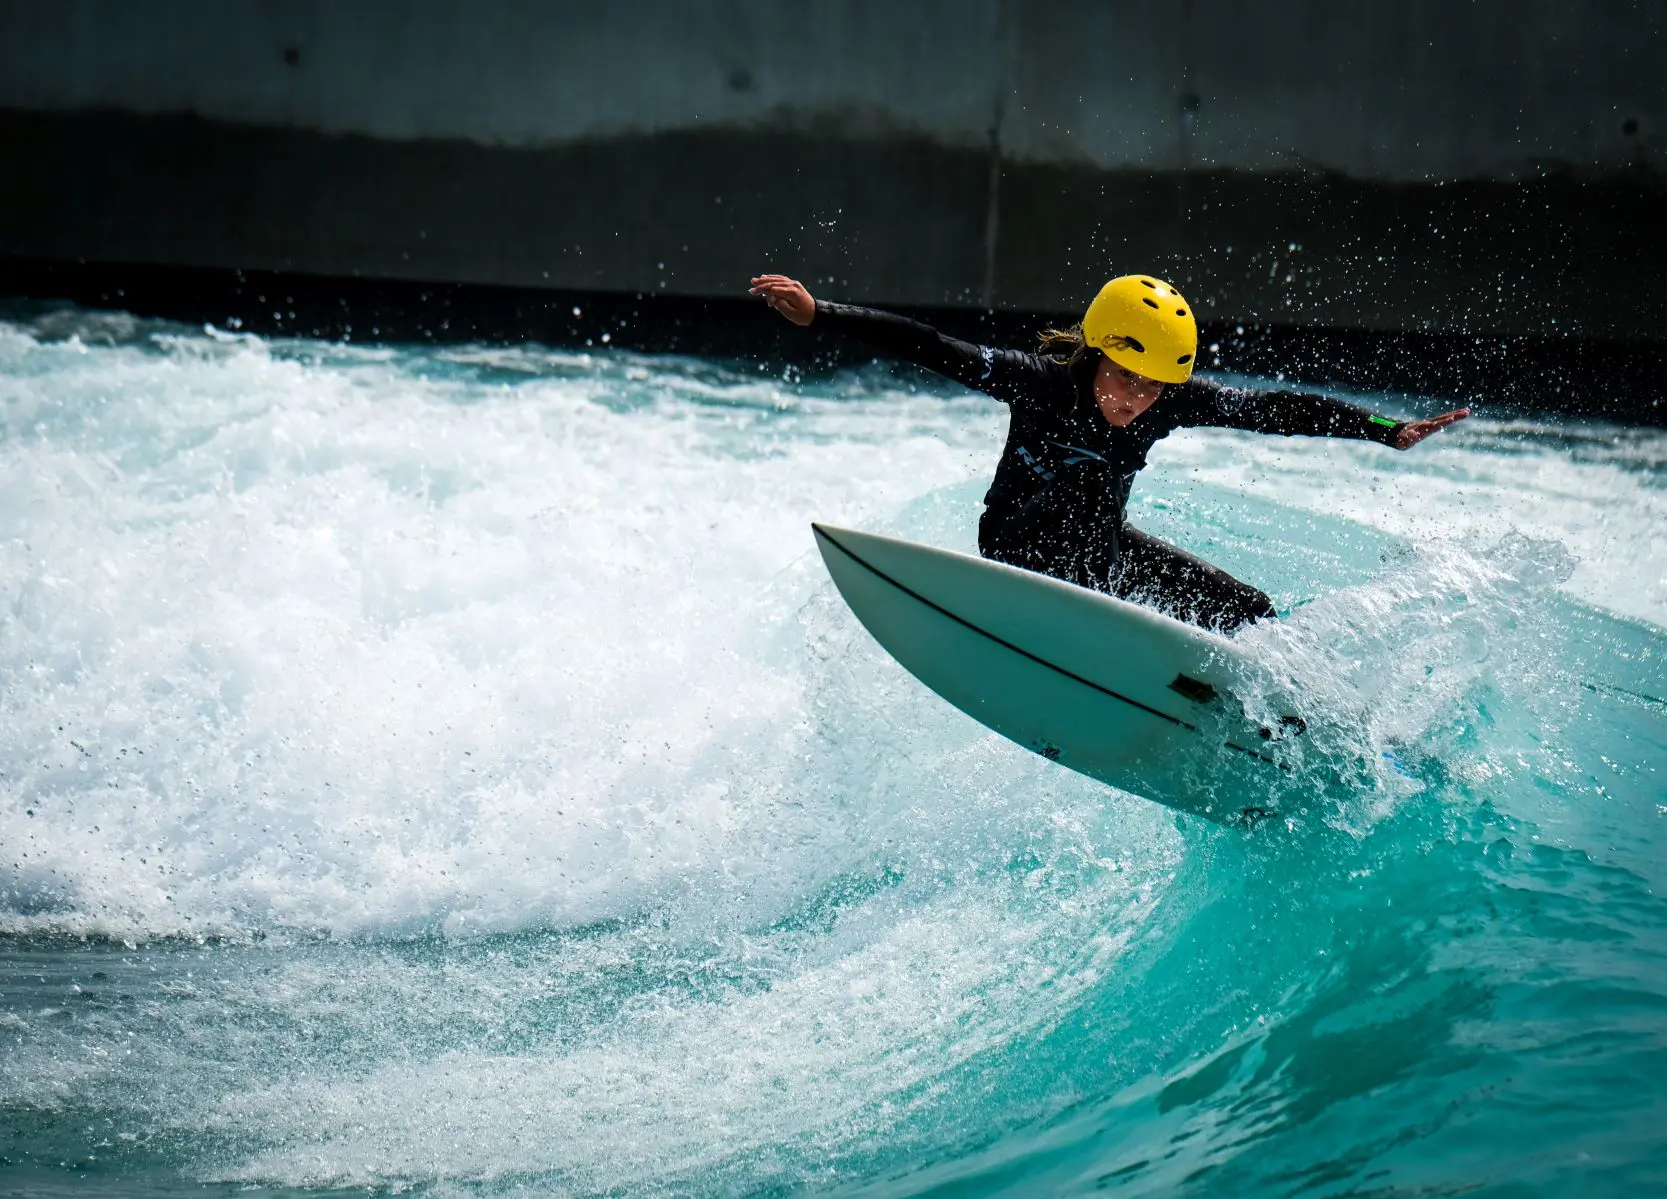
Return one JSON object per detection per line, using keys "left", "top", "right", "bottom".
{"left": 812, "top": 523, "right": 1304, "bottom": 823}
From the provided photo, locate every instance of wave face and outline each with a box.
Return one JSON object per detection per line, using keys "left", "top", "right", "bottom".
{"left": 2, "top": 310, "right": 1665, "bottom": 1197}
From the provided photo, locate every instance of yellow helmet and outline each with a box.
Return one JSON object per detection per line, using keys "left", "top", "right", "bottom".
{"left": 1081, "top": 275, "right": 1198, "bottom": 384}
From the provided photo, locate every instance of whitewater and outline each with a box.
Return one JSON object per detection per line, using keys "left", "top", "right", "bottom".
{"left": 1, "top": 306, "right": 1664, "bottom": 1196}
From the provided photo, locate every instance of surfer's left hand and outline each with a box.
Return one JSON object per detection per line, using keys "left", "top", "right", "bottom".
{"left": 749, "top": 275, "right": 817, "bottom": 326}
{"left": 1394, "top": 408, "right": 1469, "bottom": 449}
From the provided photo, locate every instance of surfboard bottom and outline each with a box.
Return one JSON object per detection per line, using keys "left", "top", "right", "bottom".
{"left": 812, "top": 523, "right": 1310, "bottom": 823}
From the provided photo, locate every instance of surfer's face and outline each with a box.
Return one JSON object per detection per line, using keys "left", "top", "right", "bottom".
{"left": 1093, "top": 358, "right": 1166, "bottom": 428}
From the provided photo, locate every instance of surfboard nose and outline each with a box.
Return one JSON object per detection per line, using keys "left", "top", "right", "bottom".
{"left": 811, "top": 522, "right": 854, "bottom": 555}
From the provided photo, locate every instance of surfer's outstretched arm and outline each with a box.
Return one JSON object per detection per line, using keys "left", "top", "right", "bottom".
{"left": 748, "top": 274, "right": 1055, "bottom": 405}
{"left": 1181, "top": 379, "right": 1469, "bottom": 449}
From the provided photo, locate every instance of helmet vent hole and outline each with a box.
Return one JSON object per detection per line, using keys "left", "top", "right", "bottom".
{"left": 1176, "top": 353, "right": 1193, "bottom": 365}
{"left": 1142, "top": 297, "right": 1159, "bottom": 309}
{"left": 1176, "top": 308, "right": 1187, "bottom": 317}
{"left": 1124, "top": 337, "right": 1145, "bottom": 353}
{"left": 1141, "top": 279, "right": 1157, "bottom": 289}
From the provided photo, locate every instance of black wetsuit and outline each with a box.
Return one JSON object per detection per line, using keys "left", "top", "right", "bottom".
{"left": 815, "top": 301, "right": 1404, "bottom": 633}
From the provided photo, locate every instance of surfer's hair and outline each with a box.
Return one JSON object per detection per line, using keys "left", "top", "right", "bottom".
{"left": 1038, "top": 324, "right": 1095, "bottom": 366}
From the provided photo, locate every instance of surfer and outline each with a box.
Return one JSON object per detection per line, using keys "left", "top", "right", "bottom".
{"left": 750, "top": 272, "right": 1468, "bottom": 632}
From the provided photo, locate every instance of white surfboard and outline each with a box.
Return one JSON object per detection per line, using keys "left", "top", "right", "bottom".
{"left": 812, "top": 523, "right": 1306, "bottom": 823}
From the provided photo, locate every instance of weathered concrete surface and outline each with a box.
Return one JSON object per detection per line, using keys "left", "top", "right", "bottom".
{"left": 4, "top": 0, "right": 1658, "bottom": 176}
{"left": 1, "top": 0, "right": 1663, "bottom": 341}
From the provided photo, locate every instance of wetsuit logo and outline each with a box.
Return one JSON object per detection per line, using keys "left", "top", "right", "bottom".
{"left": 1015, "top": 445, "right": 1054, "bottom": 481}
{"left": 1050, "top": 441, "right": 1106, "bottom": 468}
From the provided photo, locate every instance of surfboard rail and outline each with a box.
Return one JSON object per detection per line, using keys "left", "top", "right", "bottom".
{"left": 811, "top": 523, "right": 1302, "bottom": 822}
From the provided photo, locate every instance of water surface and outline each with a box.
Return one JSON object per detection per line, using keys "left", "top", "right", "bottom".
{"left": 2, "top": 309, "right": 1664, "bottom": 1196}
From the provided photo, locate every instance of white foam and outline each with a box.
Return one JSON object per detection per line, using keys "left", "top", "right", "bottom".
{"left": 0, "top": 325, "right": 997, "bottom": 938}
{"left": 1148, "top": 416, "right": 1667, "bottom": 626}
{"left": 5, "top": 317, "right": 1663, "bottom": 1192}
{"left": 200, "top": 871, "right": 1159, "bottom": 1192}
{"left": 3, "top": 323, "right": 1662, "bottom": 939}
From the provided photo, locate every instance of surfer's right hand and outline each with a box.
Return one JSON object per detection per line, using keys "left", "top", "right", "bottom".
{"left": 1393, "top": 407, "right": 1470, "bottom": 449}
{"left": 749, "top": 275, "right": 816, "bottom": 326}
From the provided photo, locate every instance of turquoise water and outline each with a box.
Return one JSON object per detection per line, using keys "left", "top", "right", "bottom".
{"left": 1, "top": 308, "right": 1664, "bottom": 1196}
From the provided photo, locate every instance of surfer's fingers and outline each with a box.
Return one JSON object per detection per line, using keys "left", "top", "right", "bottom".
{"left": 762, "top": 280, "right": 814, "bottom": 301}
{"left": 1412, "top": 412, "right": 1468, "bottom": 439}
{"left": 1395, "top": 409, "right": 1470, "bottom": 448}
{"left": 749, "top": 280, "right": 804, "bottom": 301}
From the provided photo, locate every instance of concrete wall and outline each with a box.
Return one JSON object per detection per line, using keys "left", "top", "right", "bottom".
{"left": 5, "top": 0, "right": 1658, "bottom": 175}
{"left": 2, "top": 0, "right": 1663, "bottom": 340}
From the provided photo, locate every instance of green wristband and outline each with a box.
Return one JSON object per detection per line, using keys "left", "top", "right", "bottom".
{"left": 1368, "top": 415, "right": 1397, "bottom": 428}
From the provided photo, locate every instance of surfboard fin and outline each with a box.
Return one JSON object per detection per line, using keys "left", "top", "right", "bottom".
{"left": 1258, "top": 714, "right": 1309, "bottom": 740}
{"left": 1168, "top": 674, "right": 1218, "bottom": 704}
